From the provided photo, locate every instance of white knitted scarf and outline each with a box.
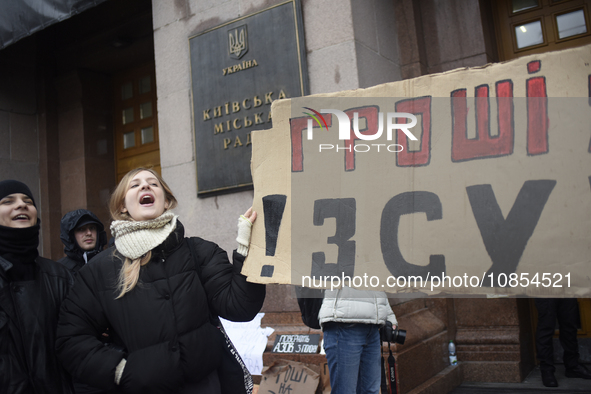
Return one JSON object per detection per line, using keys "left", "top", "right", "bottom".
{"left": 110, "top": 211, "right": 178, "bottom": 260}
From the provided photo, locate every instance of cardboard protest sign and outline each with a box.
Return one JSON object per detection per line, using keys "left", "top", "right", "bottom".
{"left": 258, "top": 360, "right": 320, "bottom": 394}
{"left": 272, "top": 334, "right": 320, "bottom": 354}
{"left": 243, "top": 44, "right": 591, "bottom": 297}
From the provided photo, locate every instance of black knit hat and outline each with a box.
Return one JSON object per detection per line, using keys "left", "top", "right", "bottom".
{"left": 0, "top": 180, "right": 36, "bottom": 207}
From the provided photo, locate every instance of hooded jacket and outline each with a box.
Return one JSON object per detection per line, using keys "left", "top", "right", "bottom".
{"left": 58, "top": 209, "right": 107, "bottom": 273}
{"left": 56, "top": 221, "right": 266, "bottom": 394}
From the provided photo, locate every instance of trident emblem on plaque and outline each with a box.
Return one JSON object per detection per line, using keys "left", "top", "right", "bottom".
{"left": 228, "top": 25, "right": 248, "bottom": 59}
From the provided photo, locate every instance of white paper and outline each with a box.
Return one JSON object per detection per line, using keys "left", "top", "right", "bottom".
{"left": 220, "top": 313, "right": 274, "bottom": 375}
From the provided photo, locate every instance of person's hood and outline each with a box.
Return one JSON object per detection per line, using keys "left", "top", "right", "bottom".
{"left": 60, "top": 209, "right": 107, "bottom": 261}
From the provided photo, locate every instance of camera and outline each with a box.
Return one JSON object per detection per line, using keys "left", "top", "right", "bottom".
{"left": 380, "top": 321, "right": 406, "bottom": 345}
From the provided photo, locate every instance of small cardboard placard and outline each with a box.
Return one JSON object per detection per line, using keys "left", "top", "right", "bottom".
{"left": 258, "top": 360, "right": 320, "bottom": 394}
{"left": 271, "top": 334, "right": 320, "bottom": 354}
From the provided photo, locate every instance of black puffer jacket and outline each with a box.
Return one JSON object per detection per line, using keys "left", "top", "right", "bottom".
{"left": 0, "top": 256, "right": 74, "bottom": 394}
{"left": 58, "top": 209, "right": 107, "bottom": 273}
{"left": 56, "top": 221, "right": 265, "bottom": 394}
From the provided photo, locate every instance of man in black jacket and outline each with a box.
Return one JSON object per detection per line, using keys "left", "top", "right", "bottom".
{"left": 59, "top": 209, "right": 107, "bottom": 274}
{"left": 0, "top": 179, "right": 74, "bottom": 393}
{"left": 58, "top": 209, "right": 111, "bottom": 394}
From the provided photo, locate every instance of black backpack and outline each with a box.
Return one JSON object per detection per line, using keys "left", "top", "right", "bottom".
{"left": 295, "top": 286, "right": 325, "bottom": 329}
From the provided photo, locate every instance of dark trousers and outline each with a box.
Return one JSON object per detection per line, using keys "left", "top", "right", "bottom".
{"left": 534, "top": 298, "right": 580, "bottom": 372}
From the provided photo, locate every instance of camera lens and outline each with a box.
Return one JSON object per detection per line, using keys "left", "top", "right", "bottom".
{"left": 394, "top": 329, "right": 406, "bottom": 345}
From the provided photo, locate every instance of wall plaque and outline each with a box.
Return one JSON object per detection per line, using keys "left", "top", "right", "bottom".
{"left": 189, "top": 0, "right": 308, "bottom": 196}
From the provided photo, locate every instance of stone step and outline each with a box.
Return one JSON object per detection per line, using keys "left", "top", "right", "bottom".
{"left": 407, "top": 364, "right": 463, "bottom": 394}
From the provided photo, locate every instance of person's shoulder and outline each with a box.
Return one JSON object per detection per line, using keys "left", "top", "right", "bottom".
{"left": 186, "top": 236, "right": 217, "bottom": 247}
{"left": 57, "top": 255, "right": 79, "bottom": 272}
{"left": 185, "top": 236, "right": 225, "bottom": 258}
{"left": 77, "top": 248, "right": 121, "bottom": 288}
{"left": 185, "top": 236, "right": 223, "bottom": 251}
{"left": 37, "top": 256, "right": 69, "bottom": 272}
{"left": 36, "top": 257, "right": 73, "bottom": 281}
{"left": 85, "top": 247, "right": 121, "bottom": 271}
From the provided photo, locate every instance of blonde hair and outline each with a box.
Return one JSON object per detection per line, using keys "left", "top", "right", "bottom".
{"left": 109, "top": 168, "right": 177, "bottom": 221}
{"left": 109, "top": 168, "right": 178, "bottom": 298}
